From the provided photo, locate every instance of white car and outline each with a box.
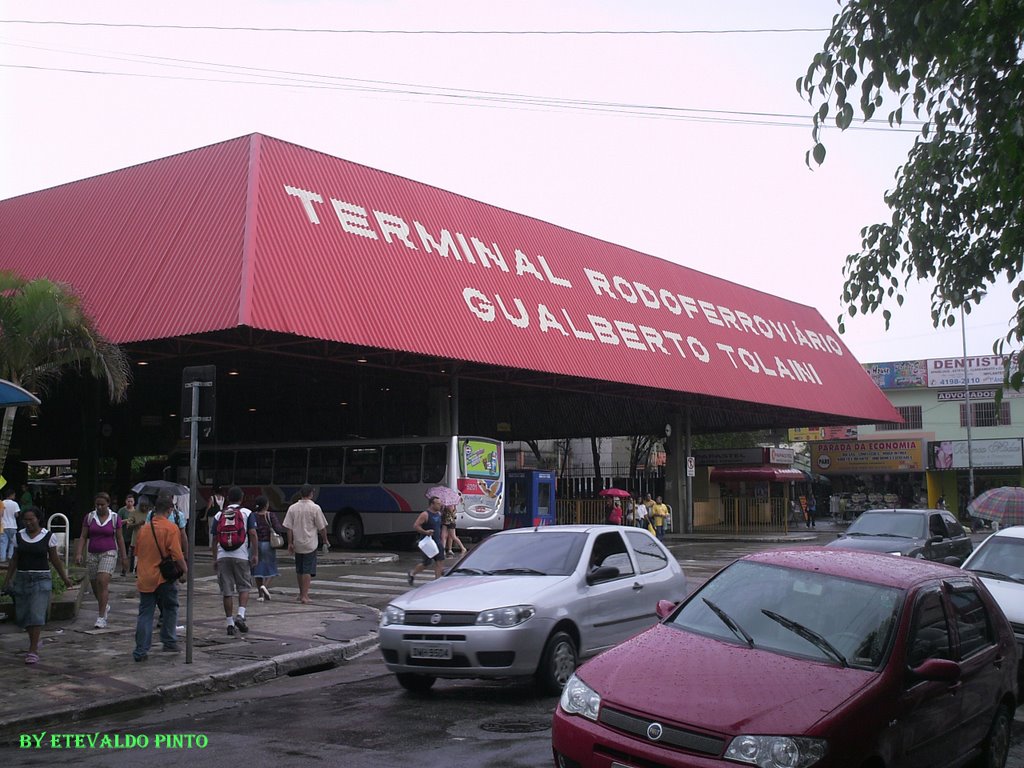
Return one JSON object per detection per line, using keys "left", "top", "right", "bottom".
{"left": 961, "top": 525, "right": 1024, "bottom": 680}
{"left": 379, "top": 524, "right": 687, "bottom": 693}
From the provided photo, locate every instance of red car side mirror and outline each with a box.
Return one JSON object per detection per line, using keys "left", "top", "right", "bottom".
{"left": 656, "top": 599, "right": 677, "bottom": 620}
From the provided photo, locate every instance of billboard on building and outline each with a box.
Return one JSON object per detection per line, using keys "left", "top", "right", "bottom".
{"left": 927, "top": 355, "right": 1013, "bottom": 388}
{"left": 788, "top": 426, "right": 859, "bottom": 441}
{"left": 811, "top": 439, "right": 927, "bottom": 474}
{"left": 864, "top": 360, "right": 928, "bottom": 389}
{"left": 930, "top": 438, "right": 1023, "bottom": 469}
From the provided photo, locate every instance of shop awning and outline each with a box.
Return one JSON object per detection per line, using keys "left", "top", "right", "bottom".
{"left": 710, "top": 467, "right": 808, "bottom": 483}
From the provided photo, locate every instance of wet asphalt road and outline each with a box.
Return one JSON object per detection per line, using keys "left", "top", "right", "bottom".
{"left": 3, "top": 533, "right": 1021, "bottom": 767}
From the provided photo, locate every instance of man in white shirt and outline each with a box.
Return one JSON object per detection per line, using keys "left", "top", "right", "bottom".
{"left": 1, "top": 488, "right": 21, "bottom": 563}
{"left": 283, "top": 484, "right": 329, "bottom": 605}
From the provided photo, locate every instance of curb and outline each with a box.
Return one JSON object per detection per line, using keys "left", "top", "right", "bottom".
{"left": 0, "top": 632, "right": 380, "bottom": 742}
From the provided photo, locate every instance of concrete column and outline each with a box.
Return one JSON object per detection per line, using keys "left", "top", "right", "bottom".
{"left": 664, "top": 411, "right": 686, "bottom": 536}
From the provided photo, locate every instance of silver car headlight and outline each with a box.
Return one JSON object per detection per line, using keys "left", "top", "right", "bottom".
{"left": 475, "top": 605, "right": 535, "bottom": 627}
{"left": 724, "top": 735, "right": 827, "bottom": 768}
{"left": 559, "top": 673, "right": 601, "bottom": 721}
{"left": 380, "top": 604, "right": 405, "bottom": 627}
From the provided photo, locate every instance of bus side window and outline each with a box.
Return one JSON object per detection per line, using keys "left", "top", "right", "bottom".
{"left": 309, "top": 447, "right": 343, "bottom": 485}
{"left": 274, "top": 448, "right": 308, "bottom": 486}
{"left": 422, "top": 443, "right": 447, "bottom": 484}
{"left": 235, "top": 449, "right": 273, "bottom": 486}
{"left": 345, "top": 447, "right": 381, "bottom": 485}
{"left": 383, "top": 444, "right": 422, "bottom": 484}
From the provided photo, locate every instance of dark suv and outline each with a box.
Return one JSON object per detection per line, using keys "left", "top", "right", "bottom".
{"left": 826, "top": 508, "right": 973, "bottom": 564}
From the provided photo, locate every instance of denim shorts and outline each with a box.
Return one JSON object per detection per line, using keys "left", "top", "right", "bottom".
{"left": 294, "top": 551, "right": 317, "bottom": 576}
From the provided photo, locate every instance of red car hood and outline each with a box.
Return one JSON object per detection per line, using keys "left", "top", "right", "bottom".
{"left": 581, "top": 624, "right": 875, "bottom": 733}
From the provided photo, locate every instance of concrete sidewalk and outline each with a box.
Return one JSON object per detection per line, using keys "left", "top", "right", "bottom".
{"left": 0, "top": 549, "right": 388, "bottom": 741}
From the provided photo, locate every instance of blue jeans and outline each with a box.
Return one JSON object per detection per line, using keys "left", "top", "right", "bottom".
{"left": 1, "top": 528, "right": 16, "bottom": 561}
{"left": 134, "top": 581, "right": 179, "bottom": 659}
{"left": 655, "top": 524, "right": 664, "bottom": 541}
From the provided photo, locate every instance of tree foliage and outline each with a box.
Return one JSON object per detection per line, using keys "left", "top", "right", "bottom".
{"left": 0, "top": 271, "right": 131, "bottom": 474}
{"left": 799, "top": 0, "right": 1024, "bottom": 383}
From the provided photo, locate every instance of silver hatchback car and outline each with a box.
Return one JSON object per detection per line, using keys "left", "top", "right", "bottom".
{"left": 379, "top": 524, "right": 686, "bottom": 693}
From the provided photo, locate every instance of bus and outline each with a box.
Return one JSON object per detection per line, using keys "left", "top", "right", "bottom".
{"left": 172, "top": 435, "right": 504, "bottom": 549}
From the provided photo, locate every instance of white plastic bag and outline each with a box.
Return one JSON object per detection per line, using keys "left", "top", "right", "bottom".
{"left": 417, "top": 535, "right": 439, "bottom": 558}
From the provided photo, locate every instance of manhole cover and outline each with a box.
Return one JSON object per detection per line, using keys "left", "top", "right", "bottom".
{"left": 479, "top": 718, "right": 550, "bottom": 734}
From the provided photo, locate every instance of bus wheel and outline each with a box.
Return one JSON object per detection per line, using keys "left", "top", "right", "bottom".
{"left": 334, "top": 514, "right": 364, "bottom": 549}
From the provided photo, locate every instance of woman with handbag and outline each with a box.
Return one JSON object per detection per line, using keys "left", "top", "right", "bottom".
{"left": 252, "top": 495, "right": 286, "bottom": 601}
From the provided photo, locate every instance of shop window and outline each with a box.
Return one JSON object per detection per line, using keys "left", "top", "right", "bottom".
{"left": 875, "top": 405, "right": 922, "bottom": 431}
{"left": 960, "top": 401, "right": 1010, "bottom": 427}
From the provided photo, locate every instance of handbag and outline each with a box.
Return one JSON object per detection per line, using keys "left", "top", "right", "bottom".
{"left": 150, "top": 521, "right": 184, "bottom": 582}
{"left": 417, "top": 535, "right": 440, "bottom": 559}
{"left": 265, "top": 511, "right": 285, "bottom": 548}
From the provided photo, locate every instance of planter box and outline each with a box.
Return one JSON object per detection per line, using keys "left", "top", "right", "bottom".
{"left": 0, "top": 584, "right": 83, "bottom": 622}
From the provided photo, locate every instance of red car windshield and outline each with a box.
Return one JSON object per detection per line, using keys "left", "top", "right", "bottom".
{"left": 668, "top": 561, "right": 903, "bottom": 669}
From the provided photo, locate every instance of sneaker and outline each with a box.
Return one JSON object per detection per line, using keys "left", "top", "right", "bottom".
{"left": 256, "top": 596, "right": 265, "bottom": 602}
{"left": 234, "top": 615, "right": 249, "bottom": 633}
{"left": 227, "top": 625, "right": 236, "bottom": 637}
{"left": 94, "top": 616, "right": 108, "bottom": 629}
{"left": 133, "top": 654, "right": 148, "bottom": 662}
{"left": 406, "top": 571, "right": 414, "bottom": 586}
{"left": 259, "top": 585, "right": 271, "bottom": 601}
{"left": 161, "top": 643, "right": 181, "bottom": 653}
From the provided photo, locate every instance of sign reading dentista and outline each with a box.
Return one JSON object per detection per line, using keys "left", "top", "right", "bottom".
{"left": 248, "top": 137, "right": 893, "bottom": 419}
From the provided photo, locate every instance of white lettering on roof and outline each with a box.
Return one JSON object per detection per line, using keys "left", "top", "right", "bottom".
{"left": 286, "top": 184, "right": 847, "bottom": 386}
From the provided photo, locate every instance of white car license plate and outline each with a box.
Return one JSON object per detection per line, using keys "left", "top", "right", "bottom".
{"left": 410, "top": 643, "right": 452, "bottom": 660}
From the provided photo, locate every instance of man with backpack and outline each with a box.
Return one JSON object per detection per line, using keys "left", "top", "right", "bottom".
{"left": 210, "top": 486, "right": 258, "bottom": 636}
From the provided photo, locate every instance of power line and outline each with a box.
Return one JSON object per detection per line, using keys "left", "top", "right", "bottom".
{"left": 0, "top": 20, "right": 830, "bottom": 35}
{"left": 0, "top": 61, "right": 922, "bottom": 132}
{"left": 0, "top": 35, "right": 923, "bottom": 134}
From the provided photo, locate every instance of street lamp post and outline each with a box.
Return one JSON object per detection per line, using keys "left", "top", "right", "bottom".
{"left": 961, "top": 305, "right": 976, "bottom": 503}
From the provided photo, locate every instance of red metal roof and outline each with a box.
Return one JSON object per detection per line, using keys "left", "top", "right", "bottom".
{"left": 0, "top": 133, "right": 899, "bottom": 424}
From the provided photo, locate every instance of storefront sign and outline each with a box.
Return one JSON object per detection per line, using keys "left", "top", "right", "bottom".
{"left": 930, "top": 438, "right": 1023, "bottom": 469}
{"left": 927, "top": 355, "right": 1013, "bottom": 388}
{"left": 811, "top": 439, "right": 926, "bottom": 474}
{"left": 936, "top": 388, "right": 1024, "bottom": 401}
{"left": 768, "top": 447, "right": 795, "bottom": 464}
{"left": 694, "top": 448, "right": 766, "bottom": 466}
{"left": 788, "top": 426, "right": 859, "bottom": 441}
{"left": 864, "top": 360, "right": 927, "bottom": 389}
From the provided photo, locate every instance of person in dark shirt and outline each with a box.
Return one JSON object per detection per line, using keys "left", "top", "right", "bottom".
{"left": 3, "top": 508, "right": 73, "bottom": 664}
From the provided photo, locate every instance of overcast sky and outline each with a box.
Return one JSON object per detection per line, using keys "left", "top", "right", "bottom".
{"left": 1, "top": 1, "right": 1017, "bottom": 365}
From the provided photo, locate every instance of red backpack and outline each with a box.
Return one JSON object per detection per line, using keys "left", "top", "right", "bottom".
{"left": 216, "top": 505, "right": 247, "bottom": 551}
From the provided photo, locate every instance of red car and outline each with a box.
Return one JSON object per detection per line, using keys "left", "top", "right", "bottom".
{"left": 552, "top": 548, "right": 1017, "bottom": 768}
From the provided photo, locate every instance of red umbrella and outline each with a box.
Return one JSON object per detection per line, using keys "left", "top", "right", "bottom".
{"left": 598, "top": 488, "right": 632, "bottom": 498}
